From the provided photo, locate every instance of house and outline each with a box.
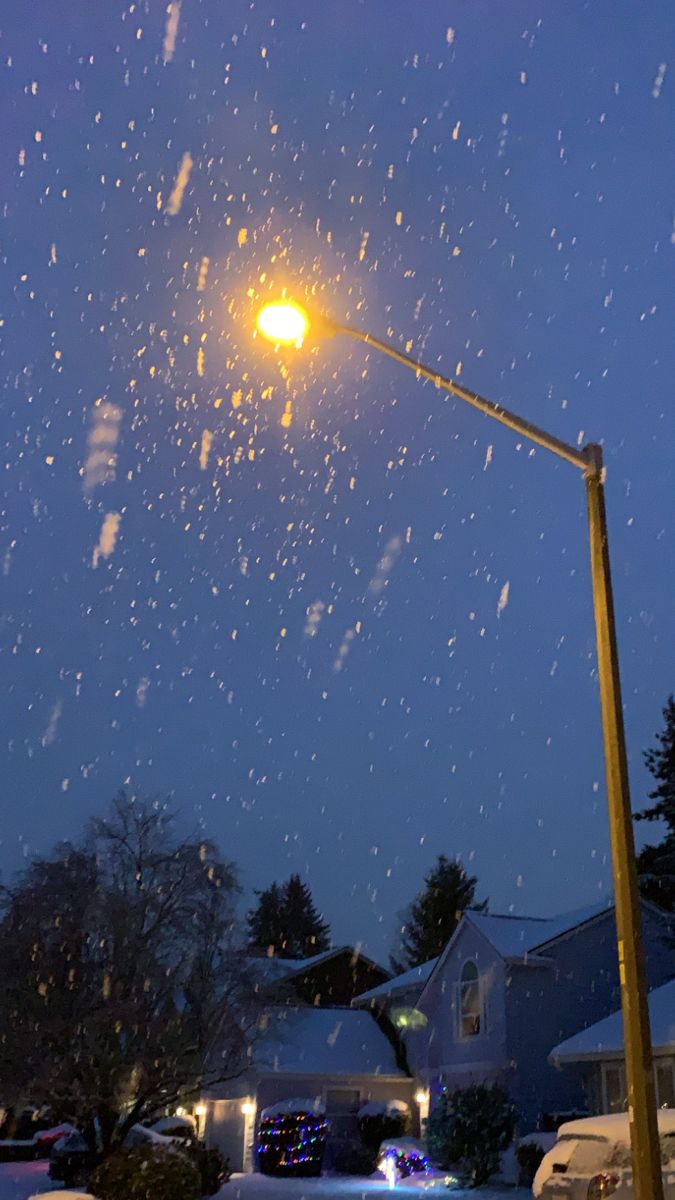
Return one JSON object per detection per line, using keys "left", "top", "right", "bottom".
{"left": 550, "top": 976, "right": 675, "bottom": 1114}
{"left": 353, "top": 901, "right": 675, "bottom": 1130}
{"left": 199, "top": 1005, "right": 416, "bottom": 1171}
{"left": 249, "top": 945, "right": 391, "bottom": 1007}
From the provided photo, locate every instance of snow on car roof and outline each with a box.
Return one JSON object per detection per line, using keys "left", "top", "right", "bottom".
{"left": 552, "top": 977, "right": 675, "bottom": 1062}
{"left": 254, "top": 1006, "right": 407, "bottom": 1076}
{"left": 558, "top": 1110, "right": 675, "bottom": 1142}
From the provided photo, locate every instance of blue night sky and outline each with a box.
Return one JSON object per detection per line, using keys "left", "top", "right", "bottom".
{"left": 1, "top": 1, "right": 673, "bottom": 960}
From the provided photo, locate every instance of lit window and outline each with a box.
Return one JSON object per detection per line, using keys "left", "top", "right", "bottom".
{"left": 458, "top": 961, "right": 482, "bottom": 1038}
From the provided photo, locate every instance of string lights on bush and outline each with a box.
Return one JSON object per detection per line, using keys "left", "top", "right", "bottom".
{"left": 377, "top": 1142, "right": 430, "bottom": 1185}
{"left": 258, "top": 1109, "right": 328, "bottom": 1177}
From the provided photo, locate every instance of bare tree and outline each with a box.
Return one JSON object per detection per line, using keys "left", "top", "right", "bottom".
{"left": 0, "top": 793, "right": 258, "bottom": 1154}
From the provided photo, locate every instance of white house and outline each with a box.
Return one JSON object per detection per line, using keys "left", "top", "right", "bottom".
{"left": 200, "top": 1006, "right": 416, "bottom": 1171}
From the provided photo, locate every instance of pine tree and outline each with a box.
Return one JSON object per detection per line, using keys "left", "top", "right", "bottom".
{"left": 247, "top": 874, "right": 330, "bottom": 958}
{"left": 635, "top": 695, "right": 675, "bottom": 910}
{"left": 393, "top": 854, "right": 487, "bottom": 971}
{"left": 636, "top": 695, "right": 675, "bottom": 828}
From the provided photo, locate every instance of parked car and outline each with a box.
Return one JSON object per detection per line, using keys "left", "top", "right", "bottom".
{"left": 48, "top": 1131, "right": 101, "bottom": 1187}
{"left": 533, "top": 1111, "right": 675, "bottom": 1199}
{"left": 48, "top": 1122, "right": 180, "bottom": 1187}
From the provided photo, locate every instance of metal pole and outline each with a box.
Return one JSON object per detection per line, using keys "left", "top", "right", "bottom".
{"left": 584, "top": 444, "right": 663, "bottom": 1200}
{"left": 323, "top": 319, "right": 663, "bottom": 1197}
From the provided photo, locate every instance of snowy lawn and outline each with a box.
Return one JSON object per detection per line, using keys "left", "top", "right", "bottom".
{"left": 0, "top": 1163, "right": 530, "bottom": 1200}
{"left": 226, "top": 1174, "right": 530, "bottom": 1199}
{"left": 0, "top": 1162, "right": 85, "bottom": 1200}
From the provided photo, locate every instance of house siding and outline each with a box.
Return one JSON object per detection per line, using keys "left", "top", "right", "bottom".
{"left": 407, "top": 921, "right": 507, "bottom": 1094}
{"left": 505, "top": 905, "right": 675, "bottom": 1128}
{"left": 205, "top": 1074, "right": 415, "bottom": 1171}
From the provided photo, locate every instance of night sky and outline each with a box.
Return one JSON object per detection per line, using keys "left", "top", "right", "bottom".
{"left": 1, "top": 1, "right": 673, "bottom": 960}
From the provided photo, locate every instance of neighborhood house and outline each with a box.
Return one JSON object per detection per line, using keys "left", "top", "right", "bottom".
{"left": 197, "top": 901, "right": 675, "bottom": 1172}
{"left": 550, "top": 975, "right": 675, "bottom": 1114}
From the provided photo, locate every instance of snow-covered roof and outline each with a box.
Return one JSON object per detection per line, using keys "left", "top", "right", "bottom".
{"left": 353, "top": 958, "right": 438, "bottom": 1005}
{"left": 557, "top": 1109, "right": 675, "bottom": 1142}
{"left": 253, "top": 1006, "right": 408, "bottom": 1077}
{"left": 354, "top": 902, "right": 621, "bottom": 1011}
{"left": 249, "top": 945, "right": 389, "bottom": 987}
{"left": 551, "top": 977, "right": 675, "bottom": 1063}
{"left": 468, "top": 901, "right": 613, "bottom": 959}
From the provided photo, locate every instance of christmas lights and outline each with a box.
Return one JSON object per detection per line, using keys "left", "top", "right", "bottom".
{"left": 377, "top": 1140, "right": 430, "bottom": 1184}
{"left": 258, "top": 1109, "right": 328, "bottom": 1177}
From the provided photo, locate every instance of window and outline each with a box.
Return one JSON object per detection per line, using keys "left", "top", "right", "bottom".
{"left": 602, "top": 1060, "right": 675, "bottom": 1113}
{"left": 656, "top": 1061, "right": 675, "bottom": 1109}
{"left": 602, "top": 1064, "right": 626, "bottom": 1113}
{"left": 458, "top": 960, "right": 482, "bottom": 1038}
{"left": 325, "top": 1088, "right": 360, "bottom": 1139}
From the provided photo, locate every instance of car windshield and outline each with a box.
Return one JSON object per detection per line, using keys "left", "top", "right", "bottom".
{"left": 566, "top": 1136, "right": 614, "bottom": 1176}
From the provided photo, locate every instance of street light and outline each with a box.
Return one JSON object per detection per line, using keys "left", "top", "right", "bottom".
{"left": 256, "top": 299, "right": 663, "bottom": 1200}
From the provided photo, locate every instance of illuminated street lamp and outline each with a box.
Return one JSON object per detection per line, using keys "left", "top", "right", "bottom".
{"left": 256, "top": 301, "right": 310, "bottom": 347}
{"left": 256, "top": 299, "right": 663, "bottom": 1200}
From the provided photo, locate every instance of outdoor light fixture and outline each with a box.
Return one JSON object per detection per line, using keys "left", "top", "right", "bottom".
{"left": 241, "top": 1100, "right": 255, "bottom": 1116}
{"left": 194, "top": 1104, "right": 207, "bottom": 1117}
{"left": 414, "top": 1090, "right": 428, "bottom": 1107}
{"left": 256, "top": 300, "right": 310, "bottom": 347}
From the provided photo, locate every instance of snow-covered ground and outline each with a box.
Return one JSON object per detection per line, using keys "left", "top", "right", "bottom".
{"left": 227, "top": 1176, "right": 530, "bottom": 1199}
{"left": 0, "top": 1162, "right": 530, "bottom": 1200}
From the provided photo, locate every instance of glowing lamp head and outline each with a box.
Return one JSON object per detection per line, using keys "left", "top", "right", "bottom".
{"left": 256, "top": 301, "right": 310, "bottom": 347}
{"left": 241, "top": 1100, "right": 255, "bottom": 1116}
{"left": 194, "top": 1104, "right": 206, "bottom": 1117}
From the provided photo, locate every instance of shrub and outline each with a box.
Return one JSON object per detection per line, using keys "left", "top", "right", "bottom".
{"left": 257, "top": 1110, "right": 327, "bottom": 1177}
{"left": 330, "top": 1140, "right": 378, "bottom": 1175}
{"left": 426, "top": 1084, "right": 516, "bottom": 1187}
{"left": 184, "top": 1142, "right": 231, "bottom": 1194}
{"left": 90, "top": 1143, "right": 201, "bottom": 1200}
{"left": 516, "top": 1141, "right": 546, "bottom": 1188}
{"left": 358, "top": 1108, "right": 411, "bottom": 1151}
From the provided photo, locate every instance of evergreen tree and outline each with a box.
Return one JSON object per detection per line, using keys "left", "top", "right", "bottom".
{"left": 635, "top": 695, "right": 675, "bottom": 910}
{"left": 247, "top": 873, "right": 330, "bottom": 958}
{"left": 393, "top": 854, "right": 486, "bottom": 971}
{"left": 247, "top": 881, "right": 286, "bottom": 955}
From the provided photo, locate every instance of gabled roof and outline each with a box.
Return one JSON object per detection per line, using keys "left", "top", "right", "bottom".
{"left": 352, "top": 958, "right": 438, "bottom": 1006}
{"left": 551, "top": 976, "right": 675, "bottom": 1064}
{"left": 249, "top": 945, "right": 389, "bottom": 988}
{"left": 253, "top": 1006, "right": 408, "bottom": 1078}
{"left": 416, "top": 901, "right": 621, "bottom": 1005}
{"left": 463, "top": 902, "right": 615, "bottom": 959}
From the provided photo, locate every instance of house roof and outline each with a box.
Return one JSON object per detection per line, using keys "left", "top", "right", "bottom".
{"left": 352, "top": 958, "right": 438, "bottom": 1006}
{"left": 253, "top": 1006, "right": 408, "bottom": 1078}
{"left": 414, "top": 901, "right": 620, "bottom": 1006}
{"left": 467, "top": 901, "right": 614, "bottom": 959}
{"left": 249, "top": 945, "right": 389, "bottom": 988}
{"left": 551, "top": 977, "right": 675, "bottom": 1064}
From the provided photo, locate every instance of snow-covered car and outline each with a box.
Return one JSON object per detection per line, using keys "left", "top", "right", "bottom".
{"left": 533, "top": 1110, "right": 675, "bottom": 1199}
{"left": 48, "top": 1121, "right": 183, "bottom": 1186}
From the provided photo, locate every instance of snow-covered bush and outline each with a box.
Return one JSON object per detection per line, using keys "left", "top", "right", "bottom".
{"left": 426, "top": 1084, "right": 516, "bottom": 1187}
{"left": 358, "top": 1098, "right": 411, "bottom": 1150}
{"left": 258, "top": 1105, "right": 328, "bottom": 1177}
{"left": 90, "top": 1143, "right": 201, "bottom": 1200}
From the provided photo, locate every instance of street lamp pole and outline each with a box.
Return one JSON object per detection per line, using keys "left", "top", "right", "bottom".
{"left": 327, "top": 318, "right": 663, "bottom": 1200}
